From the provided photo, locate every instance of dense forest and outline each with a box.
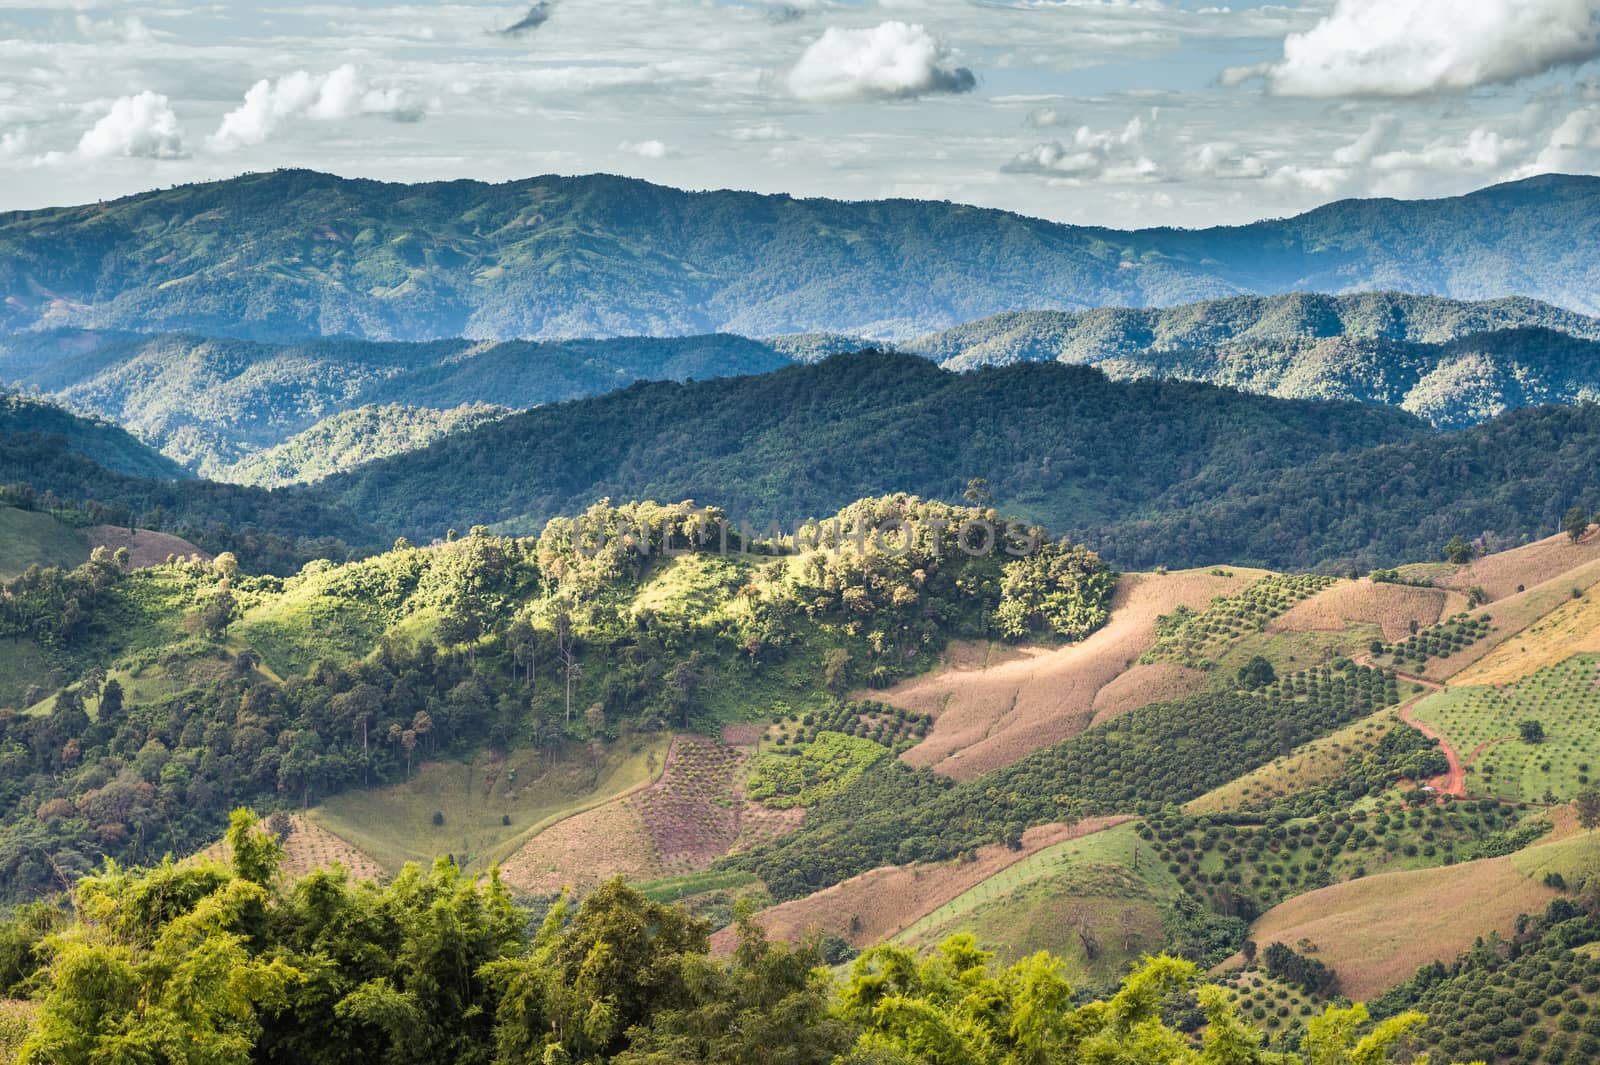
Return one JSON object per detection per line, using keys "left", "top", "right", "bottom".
{"left": 2, "top": 169, "right": 1598, "bottom": 341}
{"left": 321, "top": 352, "right": 1424, "bottom": 547}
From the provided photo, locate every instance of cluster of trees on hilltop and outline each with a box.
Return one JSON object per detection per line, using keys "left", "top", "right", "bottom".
{"left": 0, "top": 810, "right": 1472, "bottom": 1064}
{"left": 0, "top": 496, "right": 1116, "bottom": 900}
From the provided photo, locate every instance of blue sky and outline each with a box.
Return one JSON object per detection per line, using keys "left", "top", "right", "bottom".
{"left": 0, "top": 0, "right": 1598, "bottom": 226}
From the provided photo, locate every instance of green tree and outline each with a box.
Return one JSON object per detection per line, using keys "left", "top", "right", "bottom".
{"left": 1565, "top": 506, "right": 1591, "bottom": 543}
{"left": 1444, "top": 535, "right": 1474, "bottom": 565}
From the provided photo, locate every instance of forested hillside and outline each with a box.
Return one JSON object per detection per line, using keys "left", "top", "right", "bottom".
{"left": 914, "top": 294, "right": 1600, "bottom": 429}
{"left": 2, "top": 169, "right": 1597, "bottom": 341}
{"left": 0, "top": 397, "right": 380, "bottom": 573}
{"left": 0, "top": 330, "right": 825, "bottom": 475}
{"left": 322, "top": 351, "right": 1425, "bottom": 547}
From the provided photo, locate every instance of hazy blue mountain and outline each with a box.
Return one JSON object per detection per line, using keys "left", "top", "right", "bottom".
{"left": 2, "top": 170, "right": 1597, "bottom": 342}
{"left": 0, "top": 329, "right": 836, "bottom": 474}
{"left": 910, "top": 293, "right": 1600, "bottom": 428}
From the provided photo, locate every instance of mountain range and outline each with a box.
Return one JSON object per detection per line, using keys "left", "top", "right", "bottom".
{"left": 3, "top": 169, "right": 1599, "bottom": 341}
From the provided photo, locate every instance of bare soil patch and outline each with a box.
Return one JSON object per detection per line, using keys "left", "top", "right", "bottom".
{"left": 499, "top": 799, "right": 662, "bottom": 895}
{"left": 1090, "top": 662, "right": 1209, "bottom": 727}
{"left": 889, "top": 568, "right": 1264, "bottom": 781}
{"left": 86, "top": 525, "right": 210, "bottom": 568}
{"left": 1271, "top": 580, "right": 1458, "bottom": 642}
{"left": 1441, "top": 530, "right": 1600, "bottom": 602}
{"left": 199, "top": 813, "right": 385, "bottom": 884}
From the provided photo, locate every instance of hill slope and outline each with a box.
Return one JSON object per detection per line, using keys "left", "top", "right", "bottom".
{"left": 320, "top": 351, "right": 1426, "bottom": 546}
{"left": 0, "top": 330, "right": 823, "bottom": 474}
{"left": 2, "top": 170, "right": 1598, "bottom": 340}
{"left": 914, "top": 294, "right": 1600, "bottom": 429}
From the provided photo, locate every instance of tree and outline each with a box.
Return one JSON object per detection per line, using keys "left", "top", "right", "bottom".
{"left": 1444, "top": 535, "right": 1474, "bottom": 565}
{"left": 200, "top": 580, "right": 237, "bottom": 639}
{"left": 1519, "top": 719, "right": 1546, "bottom": 744}
{"left": 962, "top": 478, "right": 992, "bottom": 506}
{"left": 1565, "top": 506, "right": 1591, "bottom": 543}
{"left": 1237, "top": 655, "right": 1276, "bottom": 690}
{"left": 1576, "top": 785, "right": 1600, "bottom": 831}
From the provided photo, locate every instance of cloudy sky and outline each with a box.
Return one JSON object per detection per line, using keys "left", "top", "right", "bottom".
{"left": 1, "top": 0, "right": 1598, "bottom": 227}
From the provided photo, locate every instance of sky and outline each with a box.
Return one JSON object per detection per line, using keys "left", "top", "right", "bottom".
{"left": 0, "top": 0, "right": 1598, "bottom": 227}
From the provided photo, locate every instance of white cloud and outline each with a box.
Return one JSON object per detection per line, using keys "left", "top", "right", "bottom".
{"left": 1516, "top": 105, "right": 1600, "bottom": 174}
{"left": 208, "top": 65, "right": 423, "bottom": 152}
{"left": 1024, "top": 106, "right": 1069, "bottom": 128}
{"left": 74, "top": 14, "right": 155, "bottom": 45}
{"left": 1253, "top": 0, "right": 1600, "bottom": 98}
{"left": 1372, "top": 128, "right": 1525, "bottom": 172}
{"left": 76, "top": 91, "right": 188, "bottom": 159}
{"left": 728, "top": 123, "right": 791, "bottom": 142}
{"left": 1187, "top": 141, "right": 1267, "bottom": 180}
{"left": 1002, "top": 111, "right": 1161, "bottom": 181}
{"left": 619, "top": 138, "right": 670, "bottom": 158}
{"left": 0, "top": 128, "right": 27, "bottom": 158}
{"left": 1330, "top": 114, "right": 1400, "bottom": 165}
{"left": 787, "top": 21, "right": 977, "bottom": 102}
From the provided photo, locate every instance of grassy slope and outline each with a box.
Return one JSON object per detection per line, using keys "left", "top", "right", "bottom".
{"left": 1237, "top": 819, "right": 1598, "bottom": 1001}
{"left": 0, "top": 506, "right": 87, "bottom": 578}
{"left": 309, "top": 735, "right": 670, "bottom": 876}
{"left": 892, "top": 820, "right": 1181, "bottom": 986}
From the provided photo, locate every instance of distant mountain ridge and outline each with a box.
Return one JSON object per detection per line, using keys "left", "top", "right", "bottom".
{"left": 909, "top": 293, "right": 1600, "bottom": 428}
{"left": 2, "top": 170, "right": 1598, "bottom": 341}
{"left": 0, "top": 329, "right": 861, "bottom": 476}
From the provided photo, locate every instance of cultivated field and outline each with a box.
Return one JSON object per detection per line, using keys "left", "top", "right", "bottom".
{"left": 631, "top": 734, "right": 743, "bottom": 871}
{"left": 891, "top": 568, "right": 1265, "bottom": 781}
{"left": 499, "top": 798, "right": 663, "bottom": 895}
{"left": 200, "top": 813, "right": 386, "bottom": 883}
{"left": 713, "top": 817, "right": 1133, "bottom": 954}
{"left": 1184, "top": 710, "right": 1401, "bottom": 815}
{"left": 1410, "top": 655, "right": 1600, "bottom": 803}
{"left": 1453, "top": 586, "right": 1600, "bottom": 687}
{"left": 892, "top": 820, "right": 1179, "bottom": 984}
{"left": 1440, "top": 530, "right": 1600, "bottom": 602}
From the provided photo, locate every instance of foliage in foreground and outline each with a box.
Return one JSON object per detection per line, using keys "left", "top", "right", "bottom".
{"left": 3, "top": 811, "right": 1476, "bottom": 1065}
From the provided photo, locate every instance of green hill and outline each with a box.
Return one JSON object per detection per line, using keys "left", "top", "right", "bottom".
{"left": 3, "top": 170, "right": 1599, "bottom": 341}
{"left": 1, "top": 330, "right": 817, "bottom": 475}
{"left": 219, "top": 404, "right": 509, "bottom": 487}
{"left": 321, "top": 351, "right": 1425, "bottom": 548}
{"left": 0, "top": 389, "right": 187, "bottom": 480}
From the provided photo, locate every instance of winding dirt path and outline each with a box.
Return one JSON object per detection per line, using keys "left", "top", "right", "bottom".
{"left": 1360, "top": 657, "right": 1463, "bottom": 799}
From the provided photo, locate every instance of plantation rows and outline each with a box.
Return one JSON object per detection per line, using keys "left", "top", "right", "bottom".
{"left": 768, "top": 699, "right": 932, "bottom": 753}
{"left": 1375, "top": 612, "right": 1492, "bottom": 668}
{"left": 631, "top": 735, "right": 742, "bottom": 869}
{"left": 733, "top": 661, "right": 1400, "bottom": 901}
{"left": 1379, "top": 900, "right": 1600, "bottom": 1065}
{"left": 1139, "top": 798, "right": 1525, "bottom": 917}
{"left": 1146, "top": 573, "right": 1340, "bottom": 666}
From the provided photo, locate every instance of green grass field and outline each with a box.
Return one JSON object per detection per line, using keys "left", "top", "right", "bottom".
{"left": 1412, "top": 655, "right": 1600, "bottom": 802}
{"left": 0, "top": 507, "right": 87, "bottom": 579}
{"left": 310, "top": 734, "right": 669, "bottom": 875}
{"left": 894, "top": 822, "right": 1183, "bottom": 986}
